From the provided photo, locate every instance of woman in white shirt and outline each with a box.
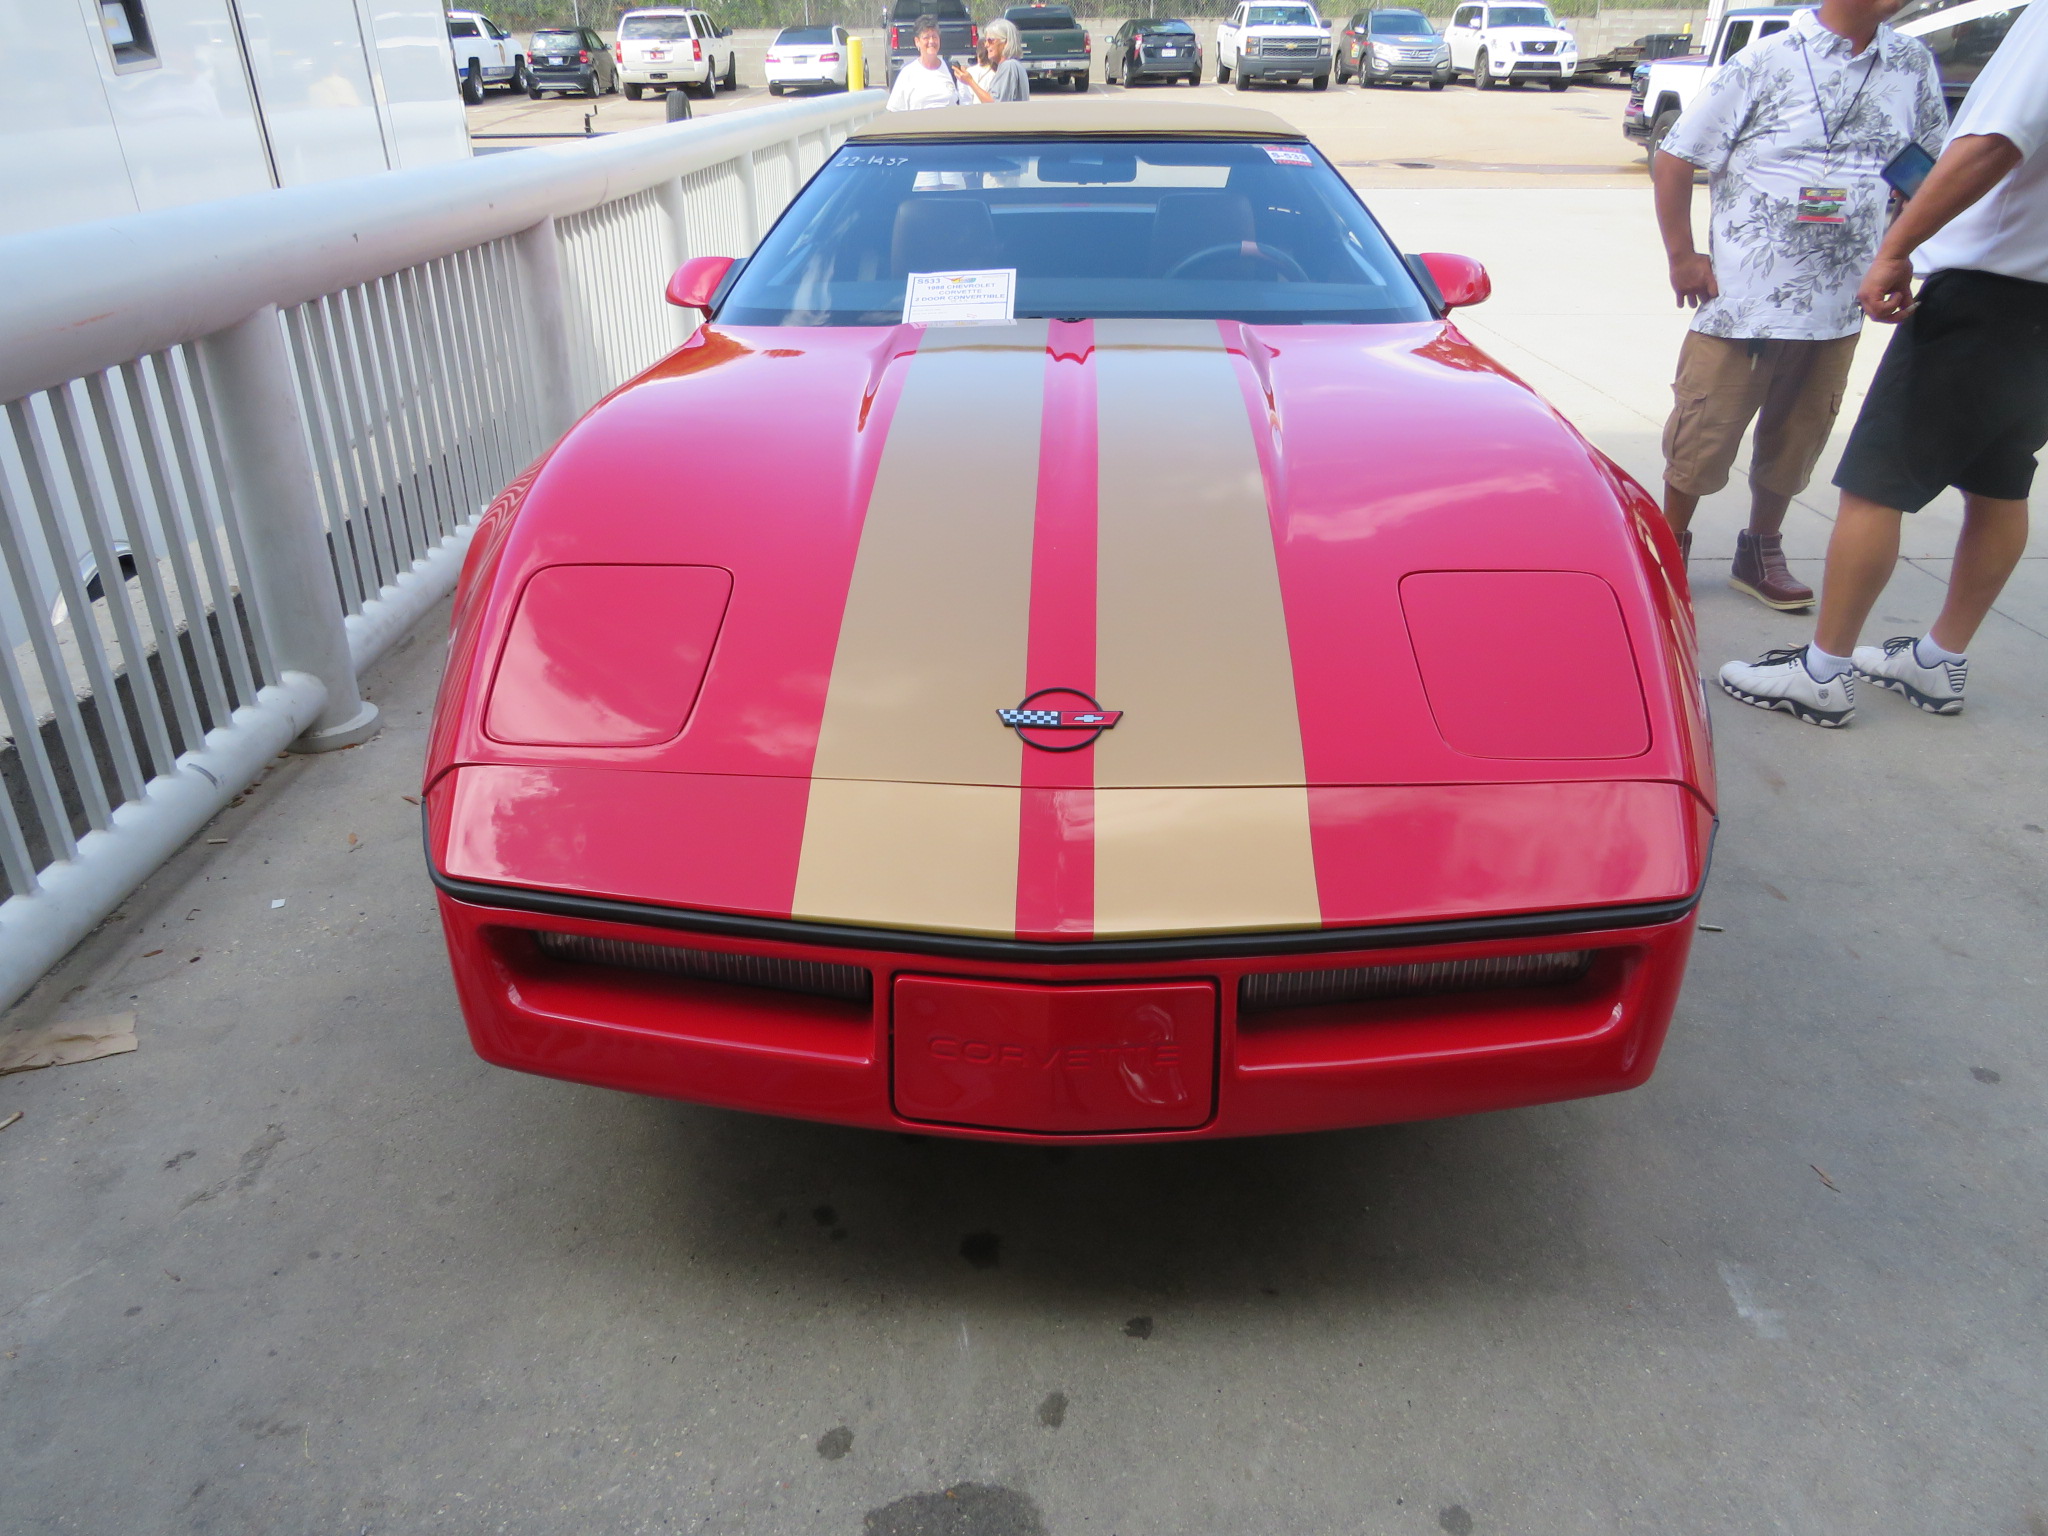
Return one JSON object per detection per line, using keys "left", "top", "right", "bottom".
{"left": 887, "top": 16, "right": 974, "bottom": 109}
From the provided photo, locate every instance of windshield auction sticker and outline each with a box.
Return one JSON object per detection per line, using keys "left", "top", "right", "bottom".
{"left": 903, "top": 269, "right": 1017, "bottom": 326}
{"left": 1263, "top": 145, "right": 1313, "bottom": 167}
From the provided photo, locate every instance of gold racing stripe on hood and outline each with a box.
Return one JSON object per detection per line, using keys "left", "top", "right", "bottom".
{"left": 1089, "top": 320, "right": 1319, "bottom": 936}
{"left": 792, "top": 323, "right": 1047, "bottom": 936}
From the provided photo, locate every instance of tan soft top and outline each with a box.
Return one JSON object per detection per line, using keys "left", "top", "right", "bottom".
{"left": 848, "top": 102, "right": 1306, "bottom": 140}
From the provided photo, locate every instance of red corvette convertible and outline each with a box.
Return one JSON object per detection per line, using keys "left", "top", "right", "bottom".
{"left": 426, "top": 103, "right": 1714, "bottom": 1143}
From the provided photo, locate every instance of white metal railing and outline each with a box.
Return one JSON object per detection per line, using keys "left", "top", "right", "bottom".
{"left": 0, "top": 91, "right": 884, "bottom": 1012}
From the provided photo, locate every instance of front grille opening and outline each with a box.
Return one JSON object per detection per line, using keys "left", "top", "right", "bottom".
{"left": 1239, "top": 950, "right": 1593, "bottom": 1014}
{"left": 533, "top": 931, "right": 872, "bottom": 1004}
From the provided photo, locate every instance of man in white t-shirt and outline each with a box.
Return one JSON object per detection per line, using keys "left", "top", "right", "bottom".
{"left": 1720, "top": 2, "right": 2048, "bottom": 725}
{"left": 887, "top": 15, "right": 974, "bottom": 109}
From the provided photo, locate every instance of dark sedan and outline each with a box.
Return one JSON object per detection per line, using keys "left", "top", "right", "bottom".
{"left": 527, "top": 26, "right": 619, "bottom": 97}
{"left": 1105, "top": 18, "right": 1203, "bottom": 85}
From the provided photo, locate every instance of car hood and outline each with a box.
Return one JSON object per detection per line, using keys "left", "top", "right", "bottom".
{"left": 428, "top": 318, "right": 1710, "bottom": 938}
{"left": 1484, "top": 24, "right": 1574, "bottom": 39}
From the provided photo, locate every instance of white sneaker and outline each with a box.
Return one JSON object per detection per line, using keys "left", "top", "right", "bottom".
{"left": 1853, "top": 636, "right": 1967, "bottom": 715}
{"left": 1717, "top": 646, "right": 1856, "bottom": 728}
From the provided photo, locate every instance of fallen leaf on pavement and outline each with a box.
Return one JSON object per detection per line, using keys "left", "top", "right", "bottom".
{"left": 0, "top": 1013, "right": 137, "bottom": 1076}
{"left": 1811, "top": 1164, "right": 1839, "bottom": 1192}
{"left": 0, "top": 1110, "right": 21, "bottom": 1131}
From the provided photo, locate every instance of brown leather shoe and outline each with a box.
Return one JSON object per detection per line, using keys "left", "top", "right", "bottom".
{"left": 1730, "top": 530, "right": 1813, "bottom": 610}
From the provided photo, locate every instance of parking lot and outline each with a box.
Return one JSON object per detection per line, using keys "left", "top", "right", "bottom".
{"left": 7, "top": 57, "right": 2048, "bottom": 1536}
{"left": 466, "top": 42, "right": 1648, "bottom": 188}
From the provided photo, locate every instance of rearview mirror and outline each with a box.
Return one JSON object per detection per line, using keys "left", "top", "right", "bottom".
{"left": 1417, "top": 251, "right": 1491, "bottom": 310}
{"left": 665, "top": 255, "right": 736, "bottom": 314}
{"left": 1037, "top": 151, "right": 1137, "bottom": 184}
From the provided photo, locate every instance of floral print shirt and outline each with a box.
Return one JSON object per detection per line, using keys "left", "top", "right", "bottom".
{"left": 1661, "top": 8, "right": 1947, "bottom": 340}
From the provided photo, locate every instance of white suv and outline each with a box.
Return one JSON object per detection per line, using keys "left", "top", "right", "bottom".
{"left": 1443, "top": 1, "right": 1577, "bottom": 90}
{"left": 617, "top": 8, "right": 739, "bottom": 99}
{"left": 447, "top": 10, "right": 525, "bottom": 102}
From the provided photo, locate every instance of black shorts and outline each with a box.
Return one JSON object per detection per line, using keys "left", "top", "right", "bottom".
{"left": 1834, "top": 267, "right": 2048, "bottom": 512}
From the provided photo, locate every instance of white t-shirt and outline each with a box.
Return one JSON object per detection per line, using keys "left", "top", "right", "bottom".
{"left": 887, "top": 56, "right": 969, "bottom": 110}
{"left": 1917, "top": 0, "right": 2048, "bottom": 284}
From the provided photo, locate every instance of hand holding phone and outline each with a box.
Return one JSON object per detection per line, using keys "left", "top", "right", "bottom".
{"left": 1883, "top": 142, "right": 1936, "bottom": 200}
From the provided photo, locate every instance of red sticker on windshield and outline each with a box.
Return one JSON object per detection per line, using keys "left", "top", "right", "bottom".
{"left": 1263, "top": 145, "right": 1313, "bottom": 166}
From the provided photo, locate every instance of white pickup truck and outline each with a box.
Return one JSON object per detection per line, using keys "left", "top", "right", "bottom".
{"left": 447, "top": 10, "right": 526, "bottom": 103}
{"left": 1623, "top": 5, "right": 1803, "bottom": 156}
{"left": 1216, "top": 2, "right": 1334, "bottom": 89}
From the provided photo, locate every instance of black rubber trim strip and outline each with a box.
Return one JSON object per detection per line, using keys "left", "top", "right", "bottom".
{"left": 426, "top": 817, "right": 1715, "bottom": 966}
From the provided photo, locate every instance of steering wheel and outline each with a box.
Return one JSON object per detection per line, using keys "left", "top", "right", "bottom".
{"left": 1163, "top": 241, "right": 1310, "bottom": 282}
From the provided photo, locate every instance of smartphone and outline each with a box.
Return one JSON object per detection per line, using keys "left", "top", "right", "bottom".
{"left": 1884, "top": 142, "right": 1936, "bottom": 199}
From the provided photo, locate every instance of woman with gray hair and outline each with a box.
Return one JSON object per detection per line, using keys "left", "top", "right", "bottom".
{"left": 961, "top": 17, "right": 1030, "bottom": 101}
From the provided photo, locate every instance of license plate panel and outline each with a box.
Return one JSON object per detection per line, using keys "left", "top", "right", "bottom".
{"left": 894, "top": 975, "right": 1217, "bottom": 1134}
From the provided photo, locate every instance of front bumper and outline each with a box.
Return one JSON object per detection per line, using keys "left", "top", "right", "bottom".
{"left": 1238, "top": 54, "right": 1331, "bottom": 80}
{"left": 1498, "top": 58, "right": 1571, "bottom": 76}
{"left": 1623, "top": 107, "right": 1653, "bottom": 140}
{"left": 1364, "top": 55, "right": 1452, "bottom": 79}
{"left": 434, "top": 879, "right": 1698, "bottom": 1143}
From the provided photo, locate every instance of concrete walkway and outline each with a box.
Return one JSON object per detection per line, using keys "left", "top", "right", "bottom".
{"left": 2, "top": 189, "right": 2043, "bottom": 1535}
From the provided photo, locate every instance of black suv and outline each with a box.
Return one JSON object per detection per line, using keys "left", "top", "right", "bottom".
{"left": 527, "top": 26, "right": 619, "bottom": 97}
{"left": 885, "top": 0, "right": 976, "bottom": 85}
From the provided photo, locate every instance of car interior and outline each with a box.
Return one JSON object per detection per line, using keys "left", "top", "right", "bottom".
{"left": 718, "top": 141, "right": 1432, "bottom": 326}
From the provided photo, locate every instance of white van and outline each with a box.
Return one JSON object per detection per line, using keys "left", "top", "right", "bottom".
{"left": 616, "top": 8, "right": 739, "bottom": 99}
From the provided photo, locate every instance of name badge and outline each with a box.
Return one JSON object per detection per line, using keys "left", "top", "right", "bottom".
{"left": 1796, "top": 185, "right": 1848, "bottom": 224}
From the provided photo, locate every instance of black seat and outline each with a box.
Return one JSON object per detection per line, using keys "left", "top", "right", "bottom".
{"left": 1149, "top": 191, "right": 1256, "bottom": 276}
{"left": 891, "top": 197, "right": 1000, "bottom": 275}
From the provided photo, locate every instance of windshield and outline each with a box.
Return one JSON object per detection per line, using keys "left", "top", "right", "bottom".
{"left": 718, "top": 138, "right": 1431, "bottom": 329}
{"left": 449, "top": 19, "right": 480, "bottom": 35}
{"left": 1010, "top": 9, "right": 1079, "bottom": 26}
{"left": 1135, "top": 17, "right": 1195, "bottom": 29}
{"left": 619, "top": 16, "right": 694, "bottom": 39}
{"left": 1370, "top": 9, "right": 1435, "bottom": 31}
{"left": 1246, "top": 5, "right": 1322, "bottom": 22}
{"left": 776, "top": 25, "right": 835, "bottom": 42}
{"left": 1485, "top": 5, "right": 1555, "bottom": 24}
{"left": 531, "top": 30, "right": 581, "bottom": 46}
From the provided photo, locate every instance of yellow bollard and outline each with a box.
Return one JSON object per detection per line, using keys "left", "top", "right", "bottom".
{"left": 847, "top": 34, "right": 865, "bottom": 92}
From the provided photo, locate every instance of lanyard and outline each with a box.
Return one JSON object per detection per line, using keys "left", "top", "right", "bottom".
{"left": 1799, "top": 32, "right": 1879, "bottom": 170}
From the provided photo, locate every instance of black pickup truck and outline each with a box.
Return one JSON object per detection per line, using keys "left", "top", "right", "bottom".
{"left": 1008, "top": 4, "right": 1092, "bottom": 90}
{"left": 885, "top": 0, "right": 977, "bottom": 84}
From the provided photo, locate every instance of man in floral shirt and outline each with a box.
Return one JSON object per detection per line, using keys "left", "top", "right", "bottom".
{"left": 1653, "top": 0, "right": 1944, "bottom": 611}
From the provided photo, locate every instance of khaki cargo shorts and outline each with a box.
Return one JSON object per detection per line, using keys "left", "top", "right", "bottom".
{"left": 1662, "top": 331, "right": 1860, "bottom": 499}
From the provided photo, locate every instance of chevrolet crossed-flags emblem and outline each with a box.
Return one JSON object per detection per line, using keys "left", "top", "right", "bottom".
{"left": 997, "top": 689, "right": 1122, "bottom": 752}
{"left": 997, "top": 708, "right": 1121, "bottom": 728}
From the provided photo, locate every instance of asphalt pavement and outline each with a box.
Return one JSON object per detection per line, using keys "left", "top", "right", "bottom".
{"left": 3, "top": 92, "right": 2046, "bottom": 1536}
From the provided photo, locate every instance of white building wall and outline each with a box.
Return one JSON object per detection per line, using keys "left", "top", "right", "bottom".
{"left": 360, "top": 2, "right": 473, "bottom": 169}
{"left": 0, "top": 0, "right": 468, "bottom": 238}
